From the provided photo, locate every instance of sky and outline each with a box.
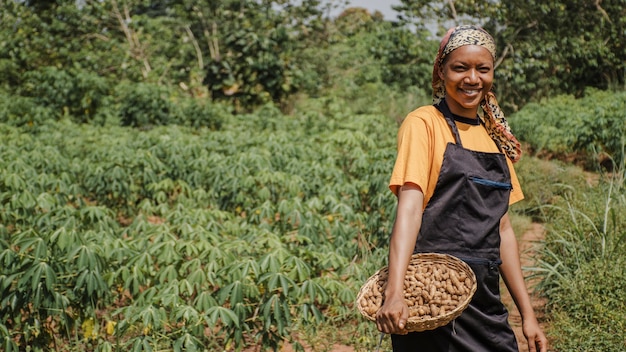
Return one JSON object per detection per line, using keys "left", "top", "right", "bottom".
{"left": 323, "top": 0, "right": 403, "bottom": 20}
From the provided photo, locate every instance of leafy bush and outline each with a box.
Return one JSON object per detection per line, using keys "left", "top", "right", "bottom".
{"left": 543, "top": 258, "right": 626, "bottom": 351}
{"left": 512, "top": 155, "right": 589, "bottom": 219}
{"left": 18, "top": 66, "right": 111, "bottom": 124}
{"left": 0, "top": 94, "right": 53, "bottom": 128}
{"left": 371, "top": 27, "right": 437, "bottom": 92}
{"left": 529, "top": 175, "right": 626, "bottom": 352}
{"left": 178, "top": 98, "right": 229, "bottom": 130}
{"left": 0, "top": 97, "right": 396, "bottom": 350}
{"left": 510, "top": 89, "right": 626, "bottom": 170}
{"left": 117, "top": 82, "right": 176, "bottom": 128}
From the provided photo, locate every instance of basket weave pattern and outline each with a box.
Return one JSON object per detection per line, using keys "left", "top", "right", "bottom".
{"left": 356, "top": 253, "right": 477, "bottom": 332}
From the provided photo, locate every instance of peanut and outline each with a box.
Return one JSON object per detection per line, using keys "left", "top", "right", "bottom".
{"left": 358, "top": 258, "right": 474, "bottom": 322}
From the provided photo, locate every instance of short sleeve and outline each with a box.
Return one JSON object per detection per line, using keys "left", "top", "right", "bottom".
{"left": 506, "top": 157, "right": 524, "bottom": 205}
{"left": 389, "top": 115, "right": 432, "bottom": 197}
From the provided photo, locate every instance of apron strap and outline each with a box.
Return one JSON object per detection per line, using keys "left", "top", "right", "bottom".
{"left": 435, "top": 100, "right": 507, "bottom": 154}
{"left": 434, "top": 101, "right": 463, "bottom": 146}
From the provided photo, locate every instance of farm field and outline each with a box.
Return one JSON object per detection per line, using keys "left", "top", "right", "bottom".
{"left": 1, "top": 1, "right": 626, "bottom": 351}
{"left": 2, "top": 93, "right": 626, "bottom": 351}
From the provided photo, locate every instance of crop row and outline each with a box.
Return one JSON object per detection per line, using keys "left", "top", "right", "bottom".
{"left": 0, "top": 101, "right": 399, "bottom": 351}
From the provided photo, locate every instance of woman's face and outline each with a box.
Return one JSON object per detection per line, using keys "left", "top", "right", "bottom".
{"left": 439, "top": 45, "right": 494, "bottom": 118}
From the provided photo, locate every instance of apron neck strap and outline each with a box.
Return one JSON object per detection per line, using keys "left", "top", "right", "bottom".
{"left": 434, "top": 100, "right": 463, "bottom": 146}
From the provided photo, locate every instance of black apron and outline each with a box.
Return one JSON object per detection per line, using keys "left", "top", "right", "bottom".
{"left": 391, "top": 102, "right": 519, "bottom": 352}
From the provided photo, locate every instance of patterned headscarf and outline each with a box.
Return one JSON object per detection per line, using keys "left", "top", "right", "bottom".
{"left": 432, "top": 25, "right": 521, "bottom": 163}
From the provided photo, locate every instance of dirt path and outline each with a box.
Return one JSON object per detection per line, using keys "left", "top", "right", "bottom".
{"left": 501, "top": 222, "right": 549, "bottom": 352}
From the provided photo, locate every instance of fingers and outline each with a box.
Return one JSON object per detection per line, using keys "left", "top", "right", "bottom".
{"left": 526, "top": 332, "right": 548, "bottom": 352}
{"left": 376, "top": 307, "right": 409, "bottom": 335}
{"left": 376, "top": 313, "right": 402, "bottom": 334}
{"left": 523, "top": 319, "right": 548, "bottom": 352}
{"left": 398, "top": 318, "right": 406, "bottom": 331}
{"left": 537, "top": 334, "right": 549, "bottom": 352}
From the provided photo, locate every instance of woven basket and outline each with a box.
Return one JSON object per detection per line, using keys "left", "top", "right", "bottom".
{"left": 356, "top": 252, "right": 477, "bottom": 332}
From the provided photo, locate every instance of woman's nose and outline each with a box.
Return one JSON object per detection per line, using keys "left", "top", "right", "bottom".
{"left": 465, "top": 69, "right": 479, "bottom": 84}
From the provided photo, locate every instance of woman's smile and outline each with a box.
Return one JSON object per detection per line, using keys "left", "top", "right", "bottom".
{"left": 438, "top": 45, "right": 494, "bottom": 117}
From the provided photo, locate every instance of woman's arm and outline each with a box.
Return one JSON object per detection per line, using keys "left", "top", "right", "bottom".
{"left": 376, "top": 183, "right": 424, "bottom": 335}
{"left": 499, "top": 213, "right": 548, "bottom": 352}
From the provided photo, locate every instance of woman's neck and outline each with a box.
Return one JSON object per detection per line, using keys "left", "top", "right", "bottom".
{"left": 441, "top": 99, "right": 480, "bottom": 125}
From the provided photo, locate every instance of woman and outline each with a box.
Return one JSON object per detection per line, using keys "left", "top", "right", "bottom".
{"left": 375, "top": 25, "right": 548, "bottom": 352}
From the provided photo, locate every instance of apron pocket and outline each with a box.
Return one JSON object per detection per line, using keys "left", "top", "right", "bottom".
{"left": 469, "top": 176, "right": 512, "bottom": 190}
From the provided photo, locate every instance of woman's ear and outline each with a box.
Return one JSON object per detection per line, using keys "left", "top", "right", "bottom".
{"left": 437, "top": 65, "right": 445, "bottom": 80}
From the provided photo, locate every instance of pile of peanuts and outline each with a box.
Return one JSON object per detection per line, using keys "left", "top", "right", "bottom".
{"left": 359, "top": 260, "right": 474, "bottom": 320}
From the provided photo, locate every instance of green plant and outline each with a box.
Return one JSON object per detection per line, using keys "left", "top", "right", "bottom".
{"left": 510, "top": 89, "right": 626, "bottom": 170}
{"left": 528, "top": 173, "right": 626, "bottom": 352}
{"left": 117, "top": 82, "right": 176, "bottom": 128}
{"left": 0, "top": 95, "right": 397, "bottom": 350}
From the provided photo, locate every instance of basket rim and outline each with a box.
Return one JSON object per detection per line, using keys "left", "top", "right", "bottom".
{"left": 356, "top": 252, "right": 477, "bottom": 332}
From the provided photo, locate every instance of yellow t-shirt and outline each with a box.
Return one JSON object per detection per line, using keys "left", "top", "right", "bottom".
{"left": 389, "top": 105, "right": 524, "bottom": 208}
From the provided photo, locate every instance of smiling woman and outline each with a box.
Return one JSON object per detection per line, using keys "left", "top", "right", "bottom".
{"left": 438, "top": 45, "right": 494, "bottom": 118}
{"left": 374, "top": 24, "right": 549, "bottom": 352}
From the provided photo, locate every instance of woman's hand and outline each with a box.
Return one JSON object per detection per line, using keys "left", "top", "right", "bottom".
{"left": 523, "top": 317, "right": 548, "bottom": 352}
{"left": 375, "top": 294, "right": 409, "bottom": 335}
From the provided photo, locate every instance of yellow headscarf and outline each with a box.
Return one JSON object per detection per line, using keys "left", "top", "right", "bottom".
{"left": 432, "top": 25, "right": 522, "bottom": 163}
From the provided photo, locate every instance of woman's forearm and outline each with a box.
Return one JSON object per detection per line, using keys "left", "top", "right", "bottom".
{"left": 499, "top": 213, "right": 549, "bottom": 351}
{"left": 499, "top": 213, "right": 535, "bottom": 319}
{"left": 385, "top": 184, "right": 424, "bottom": 299}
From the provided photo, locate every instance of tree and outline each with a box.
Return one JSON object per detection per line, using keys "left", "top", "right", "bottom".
{"left": 394, "top": 0, "right": 626, "bottom": 110}
{"left": 164, "top": 0, "right": 329, "bottom": 110}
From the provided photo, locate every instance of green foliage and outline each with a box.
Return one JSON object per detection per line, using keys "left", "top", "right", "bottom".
{"left": 512, "top": 156, "right": 589, "bottom": 219}
{"left": 510, "top": 89, "right": 626, "bottom": 170}
{"left": 171, "top": 0, "right": 328, "bottom": 109}
{"left": 117, "top": 82, "right": 175, "bottom": 128}
{"left": 18, "top": 66, "right": 111, "bottom": 124}
{"left": 395, "top": 0, "right": 626, "bottom": 110}
{"left": 178, "top": 98, "right": 228, "bottom": 130}
{"left": 528, "top": 176, "right": 626, "bottom": 352}
{"left": 0, "top": 93, "right": 54, "bottom": 128}
{"left": 546, "top": 265, "right": 626, "bottom": 351}
{"left": 0, "top": 97, "right": 395, "bottom": 350}
{"left": 2, "top": 1, "right": 626, "bottom": 350}
{"left": 371, "top": 26, "right": 437, "bottom": 92}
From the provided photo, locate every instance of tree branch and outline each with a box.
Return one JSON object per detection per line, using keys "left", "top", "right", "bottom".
{"left": 494, "top": 43, "right": 512, "bottom": 69}
{"left": 111, "top": 0, "right": 151, "bottom": 78}
{"left": 496, "top": 20, "right": 538, "bottom": 69}
{"left": 447, "top": 0, "right": 458, "bottom": 23}
{"left": 184, "top": 25, "right": 204, "bottom": 69}
{"left": 594, "top": 0, "right": 612, "bottom": 23}
{"left": 194, "top": 6, "right": 220, "bottom": 61}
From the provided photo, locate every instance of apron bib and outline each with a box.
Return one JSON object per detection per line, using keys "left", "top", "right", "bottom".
{"left": 392, "top": 102, "right": 519, "bottom": 352}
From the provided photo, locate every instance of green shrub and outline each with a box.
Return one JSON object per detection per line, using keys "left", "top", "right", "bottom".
{"left": 542, "top": 258, "right": 626, "bottom": 351}
{"left": 0, "top": 98, "right": 397, "bottom": 350}
{"left": 0, "top": 94, "right": 53, "bottom": 128}
{"left": 510, "top": 89, "right": 626, "bottom": 170}
{"left": 530, "top": 175, "right": 626, "bottom": 352}
{"left": 117, "top": 82, "right": 176, "bottom": 128}
{"left": 512, "top": 156, "right": 589, "bottom": 219}
{"left": 19, "top": 66, "right": 111, "bottom": 124}
{"left": 178, "top": 98, "right": 228, "bottom": 130}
